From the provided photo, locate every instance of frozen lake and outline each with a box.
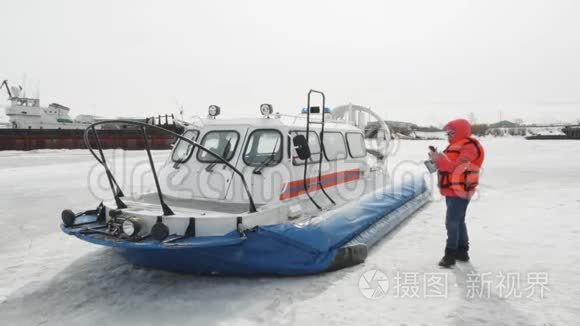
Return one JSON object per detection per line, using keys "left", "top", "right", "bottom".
{"left": 0, "top": 138, "right": 579, "bottom": 325}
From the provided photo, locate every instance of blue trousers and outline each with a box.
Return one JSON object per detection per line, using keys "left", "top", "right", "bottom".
{"left": 445, "top": 196, "right": 470, "bottom": 250}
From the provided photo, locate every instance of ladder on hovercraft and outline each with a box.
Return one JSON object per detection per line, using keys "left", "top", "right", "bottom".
{"left": 302, "top": 90, "right": 336, "bottom": 210}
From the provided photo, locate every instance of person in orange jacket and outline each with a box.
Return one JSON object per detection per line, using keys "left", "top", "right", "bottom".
{"left": 429, "top": 119, "right": 485, "bottom": 268}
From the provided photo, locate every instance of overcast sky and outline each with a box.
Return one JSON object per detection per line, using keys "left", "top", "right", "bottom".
{"left": 1, "top": 0, "right": 579, "bottom": 125}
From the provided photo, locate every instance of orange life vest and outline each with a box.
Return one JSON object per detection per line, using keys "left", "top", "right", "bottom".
{"left": 437, "top": 137, "right": 484, "bottom": 193}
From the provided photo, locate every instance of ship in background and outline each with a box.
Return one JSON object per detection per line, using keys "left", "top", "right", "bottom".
{"left": 525, "top": 124, "right": 580, "bottom": 140}
{"left": 0, "top": 80, "right": 184, "bottom": 150}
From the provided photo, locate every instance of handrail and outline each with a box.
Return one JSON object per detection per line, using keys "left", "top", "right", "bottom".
{"left": 90, "top": 126, "right": 127, "bottom": 209}
{"left": 309, "top": 90, "right": 336, "bottom": 206}
{"left": 304, "top": 90, "right": 336, "bottom": 210}
{"left": 83, "top": 120, "right": 258, "bottom": 213}
{"left": 304, "top": 92, "right": 321, "bottom": 209}
{"left": 141, "top": 125, "right": 174, "bottom": 216}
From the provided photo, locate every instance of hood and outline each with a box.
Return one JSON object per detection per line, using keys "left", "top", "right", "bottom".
{"left": 445, "top": 119, "right": 472, "bottom": 144}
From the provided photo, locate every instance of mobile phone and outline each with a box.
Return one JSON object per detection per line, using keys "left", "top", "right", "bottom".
{"left": 424, "top": 160, "right": 437, "bottom": 173}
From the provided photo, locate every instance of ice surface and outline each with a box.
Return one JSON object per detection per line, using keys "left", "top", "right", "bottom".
{"left": 0, "top": 139, "right": 579, "bottom": 325}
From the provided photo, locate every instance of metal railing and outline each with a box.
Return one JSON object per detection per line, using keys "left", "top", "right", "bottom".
{"left": 83, "top": 120, "right": 258, "bottom": 214}
{"left": 304, "top": 90, "right": 336, "bottom": 209}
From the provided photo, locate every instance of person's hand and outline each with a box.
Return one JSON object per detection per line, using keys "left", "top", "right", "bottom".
{"left": 428, "top": 150, "right": 441, "bottom": 162}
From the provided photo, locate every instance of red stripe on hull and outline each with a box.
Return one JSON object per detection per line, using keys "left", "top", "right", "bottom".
{"left": 279, "top": 168, "right": 361, "bottom": 200}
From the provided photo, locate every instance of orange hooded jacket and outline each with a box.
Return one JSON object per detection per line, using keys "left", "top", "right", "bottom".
{"left": 435, "top": 119, "right": 485, "bottom": 199}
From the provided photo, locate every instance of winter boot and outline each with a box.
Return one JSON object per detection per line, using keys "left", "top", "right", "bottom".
{"left": 456, "top": 245, "right": 470, "bottom": 262}
{"left": 438, "top": 248, "right": 456, "bottom": 268}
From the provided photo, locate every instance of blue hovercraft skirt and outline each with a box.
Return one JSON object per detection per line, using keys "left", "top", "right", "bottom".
{"left": 62, "top": 176, "right": 430, "bottom": 275}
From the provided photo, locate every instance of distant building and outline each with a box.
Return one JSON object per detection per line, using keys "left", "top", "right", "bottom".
{"left": 490, "top": 120, "right": 518, "bottom": 128}
{"left": 385, "top": 120, "right": 419, "bottom": 130}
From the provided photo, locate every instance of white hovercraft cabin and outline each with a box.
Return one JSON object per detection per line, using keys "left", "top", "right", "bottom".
{"left": 113, "top": 102, "right": 392, "bottom": 237}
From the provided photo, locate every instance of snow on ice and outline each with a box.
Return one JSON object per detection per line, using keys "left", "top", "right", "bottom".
{"left": 0, "top": 138, "right": 579, "bottom": 325}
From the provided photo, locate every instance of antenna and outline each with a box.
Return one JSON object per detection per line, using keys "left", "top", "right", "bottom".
{"left": 174, "top": 98, "right": 184, "bottom": 121}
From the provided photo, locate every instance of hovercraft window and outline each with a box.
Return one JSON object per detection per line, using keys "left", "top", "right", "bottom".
{"left": 197, "top": 130, "right": 240, "bottom": 163}
{"left": 243, "top": 129, "right": 283, "bottom": 167}
{"left": 171, "top": 129, "right": 199, "bottom": 163}
{"left": 290, "top": 130, "right": 321, "bottom": 165}
{"left": 323, "top": 132, "right": 347, "bottom": 161}
{"left": 346, "top": 132, "right": 367, "bottom": 158}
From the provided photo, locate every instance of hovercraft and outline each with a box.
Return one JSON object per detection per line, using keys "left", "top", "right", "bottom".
{"left": 61, "top": 90, "right": 430, "bottom": 275}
